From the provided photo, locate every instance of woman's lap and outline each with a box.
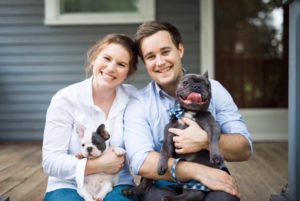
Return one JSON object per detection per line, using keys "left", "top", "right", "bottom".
{"left": 44, "top": 185, "right": 139, "bottom": 201}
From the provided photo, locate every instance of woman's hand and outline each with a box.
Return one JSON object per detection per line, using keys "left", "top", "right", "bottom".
{"left": 169, "top": 117, "right": 209, "bottom": 154}
{"left": 87, "top": 148, "right": 125, "bottom": 175}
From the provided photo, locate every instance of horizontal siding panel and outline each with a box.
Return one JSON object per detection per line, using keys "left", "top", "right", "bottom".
{"left": 0, "top": 55, "right": 85, "bottom": 64}
{"left": 0, "top": 6, "right": 43, "bottom": 16}
{"left": 0, "top": 65, "right": 85, "bottom": 74}
{"left": 0, "top": 132, "right": 43, "bottom": 140}
{"left": 0, "top": 74, "right": 83, "bottom": 83}
{"left": 0, "top": 45, "right": 88, "bottom": 54}
{"left": 0, "top": 122, "right": 44, "bottom": 130}
{"left": 0, "top": 35, "right": 98, "bottom": 44}
{"left": 0, "top": 16, "right": 42, "bottom": 25}
{"left": 0, "top": 112, "right": 45, "bottom": 120}
{"left": 0, "top": 84, "right": 69, "bottom": 94}
{"left": 0, "top": 103, "right": 49, "bottom": 112}
{"left": 0, "top": 0, "right": 42, "bottom": 5}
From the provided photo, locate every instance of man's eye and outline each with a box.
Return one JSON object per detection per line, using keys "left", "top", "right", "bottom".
{"left": 162, "top": 50, "right": 170, "bottom": 55}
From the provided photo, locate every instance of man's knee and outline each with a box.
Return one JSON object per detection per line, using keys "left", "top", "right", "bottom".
{"left": 204, "top": 191, "right": 240, "bottom": 201}
{"left": 141, "top": 186, "right": 176, "bottom": 201}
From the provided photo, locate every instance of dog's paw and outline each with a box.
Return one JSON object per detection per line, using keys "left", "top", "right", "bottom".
{"left": 75, "top": 152, "right": 85, "bottom": 159}
{"left": 113, "top": 147, "right": 126, "bottom": 156}
{"left": 210, "top": 153, "right": 224, "bottom": 168}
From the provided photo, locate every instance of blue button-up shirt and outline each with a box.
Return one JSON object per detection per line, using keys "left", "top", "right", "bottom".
{"left": 123, "top": 80, "right": 252, "bottom": 175}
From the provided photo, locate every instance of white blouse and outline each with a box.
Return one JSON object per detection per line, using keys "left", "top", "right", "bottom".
{"left": 42, "top": 77, "right": 137, "bottom": 192}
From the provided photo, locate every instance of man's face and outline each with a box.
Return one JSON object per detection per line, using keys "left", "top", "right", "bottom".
{"left": 140, "top": 31, "right": 184, "bottom": 90}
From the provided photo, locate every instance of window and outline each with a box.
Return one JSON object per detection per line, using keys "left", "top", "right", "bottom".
{"left": 214, "top": 0, "right": 288, "bottom": 108}
{"left": 44, "top": 0, "right": 155, "bottom": 25}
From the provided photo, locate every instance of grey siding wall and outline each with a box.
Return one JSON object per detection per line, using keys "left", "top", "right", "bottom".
{"left": 0, "top": 0, "right": 199, "bottom": 140}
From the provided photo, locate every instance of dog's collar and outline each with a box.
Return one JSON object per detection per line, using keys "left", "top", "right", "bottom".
{"left": 168, "top": 103, "right": 185, "bottom": 120}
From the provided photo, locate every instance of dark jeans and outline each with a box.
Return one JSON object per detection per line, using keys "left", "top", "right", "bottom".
{"left": 141, "top": 185, "right": 240, "bottom": 201}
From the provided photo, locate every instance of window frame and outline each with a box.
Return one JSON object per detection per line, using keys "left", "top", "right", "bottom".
{"left": 44, "top": 0, "right": 155, "bottom": 25}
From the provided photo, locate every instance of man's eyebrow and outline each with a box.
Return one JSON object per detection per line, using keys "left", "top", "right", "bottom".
{"left": 143, "top": 47, "right": 172, "bottom": 58}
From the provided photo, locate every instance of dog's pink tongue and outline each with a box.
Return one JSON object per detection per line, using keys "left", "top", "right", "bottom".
{"left": 184, "top": 92, "right": 202, "bottom": 104}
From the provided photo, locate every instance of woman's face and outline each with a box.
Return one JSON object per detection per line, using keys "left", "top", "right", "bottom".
{"left": 92, "top": 43, "right": 130, "bottom": 90}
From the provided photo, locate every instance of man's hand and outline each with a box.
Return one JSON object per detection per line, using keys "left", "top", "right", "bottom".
{"left": 169, "top": 117, "right": 209, "bottom": 154}
{"left": 194, "top": 164, "right": 240, "bottom": 198}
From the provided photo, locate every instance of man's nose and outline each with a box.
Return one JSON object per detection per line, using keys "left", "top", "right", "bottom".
{"left": 156, "top": 55, "right": 165, "bottom": 67}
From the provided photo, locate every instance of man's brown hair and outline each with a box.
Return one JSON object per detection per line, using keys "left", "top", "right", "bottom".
{"left": 135, "top": 21, "right": 183, "bottom": 59}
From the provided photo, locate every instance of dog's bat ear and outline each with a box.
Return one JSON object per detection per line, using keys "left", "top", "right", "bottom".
{"left": 74, "top": 115, "right": 86, "bottom": 139}
{"left": 75, "top": 121, "right": 85, "bottom": 139}
{"left": 96, "top": 124, "right": 110, "bottom": 140}
{"left": 203, "top": 70, "right": 209, "bottom": 78}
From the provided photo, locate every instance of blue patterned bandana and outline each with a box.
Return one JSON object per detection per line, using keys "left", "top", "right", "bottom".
{"left": 168, "top": 103, "right": 185, "bottom": 120}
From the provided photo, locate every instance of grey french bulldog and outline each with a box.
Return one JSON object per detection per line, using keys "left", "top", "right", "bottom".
{"left": 123, "top": 71, "right": 224, "bottom": 201}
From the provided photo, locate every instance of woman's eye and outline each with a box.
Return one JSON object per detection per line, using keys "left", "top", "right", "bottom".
{"left": 118, "top": 63, "right": 126, "bottom": 68}
{"left": 145, "top": 55, "right": 155, "bottom": 60}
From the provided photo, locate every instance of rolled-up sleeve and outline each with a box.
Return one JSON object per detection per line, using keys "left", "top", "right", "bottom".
{"left": 212, "top": 81, "right": 253, "bottom": 152}
{"left": 42, "top": 93, "right": 87, "bottom": 184}
{"left": 123, "top": 97, "right": 154, "bottom": 175}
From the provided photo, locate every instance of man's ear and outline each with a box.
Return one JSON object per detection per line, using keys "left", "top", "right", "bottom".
{"left": 178, "top": 43, "right": 185, "bottom": 58}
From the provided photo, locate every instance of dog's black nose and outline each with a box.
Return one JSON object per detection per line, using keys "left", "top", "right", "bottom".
{"left": 87, "top": 147, "right": 93, "bottom": 153}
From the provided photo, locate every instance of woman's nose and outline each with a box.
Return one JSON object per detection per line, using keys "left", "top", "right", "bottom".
{"left": 107, "top": 62, "right": 116, "bottom": 72}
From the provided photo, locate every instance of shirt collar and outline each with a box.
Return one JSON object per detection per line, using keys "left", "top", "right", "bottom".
{"left": 83, "top": 76, "right": 130, "bottom": 117}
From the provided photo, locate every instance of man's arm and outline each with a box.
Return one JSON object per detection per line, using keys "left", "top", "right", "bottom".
{"left": 139, "top": 151, "right": 240, "bottom": 197}
{"left": 169, "top": 117, "right": 251, "bottom": 161}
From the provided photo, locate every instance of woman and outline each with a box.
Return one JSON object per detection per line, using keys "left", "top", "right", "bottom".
{"left": 42, "top": 34, "right": 139, "bottom": 201}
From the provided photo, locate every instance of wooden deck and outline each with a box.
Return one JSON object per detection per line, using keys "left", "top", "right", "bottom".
{"left": 0, "top": 142, "right": 288, "bottom": 201}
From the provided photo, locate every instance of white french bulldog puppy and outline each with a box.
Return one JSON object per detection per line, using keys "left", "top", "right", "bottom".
{"left": 76, "top": 121, "right": 125, "bottom": 201}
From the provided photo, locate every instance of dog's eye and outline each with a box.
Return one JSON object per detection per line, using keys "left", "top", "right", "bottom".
{"left": 81, "top": 144, "right": 85, "bottom": 147}
{"left": 182, "top": 81, "right": 188, "bottom": 86}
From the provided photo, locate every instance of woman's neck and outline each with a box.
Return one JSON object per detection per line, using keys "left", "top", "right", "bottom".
{"left": 92, "top": 81, "right": 117, "bottom": 118}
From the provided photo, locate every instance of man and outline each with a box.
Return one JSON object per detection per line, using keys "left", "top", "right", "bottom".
{"left": 124, "top": 21, "right": 252, "bottom": 201}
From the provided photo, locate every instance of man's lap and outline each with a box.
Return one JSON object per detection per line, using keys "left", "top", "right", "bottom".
{"left": 141, "top": 185, "right": 240, "bottom": 201}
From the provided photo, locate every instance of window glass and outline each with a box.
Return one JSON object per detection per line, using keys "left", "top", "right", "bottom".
{"left": 60, "top": 0, "right": 138, "bottom": 14}
{"left": 214, "top": 0, "right": 288, "bottom": 108}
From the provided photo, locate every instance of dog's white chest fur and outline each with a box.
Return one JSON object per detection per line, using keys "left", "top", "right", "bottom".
{"left": 83, "top": 173, "right": 118, "bottom": 198}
